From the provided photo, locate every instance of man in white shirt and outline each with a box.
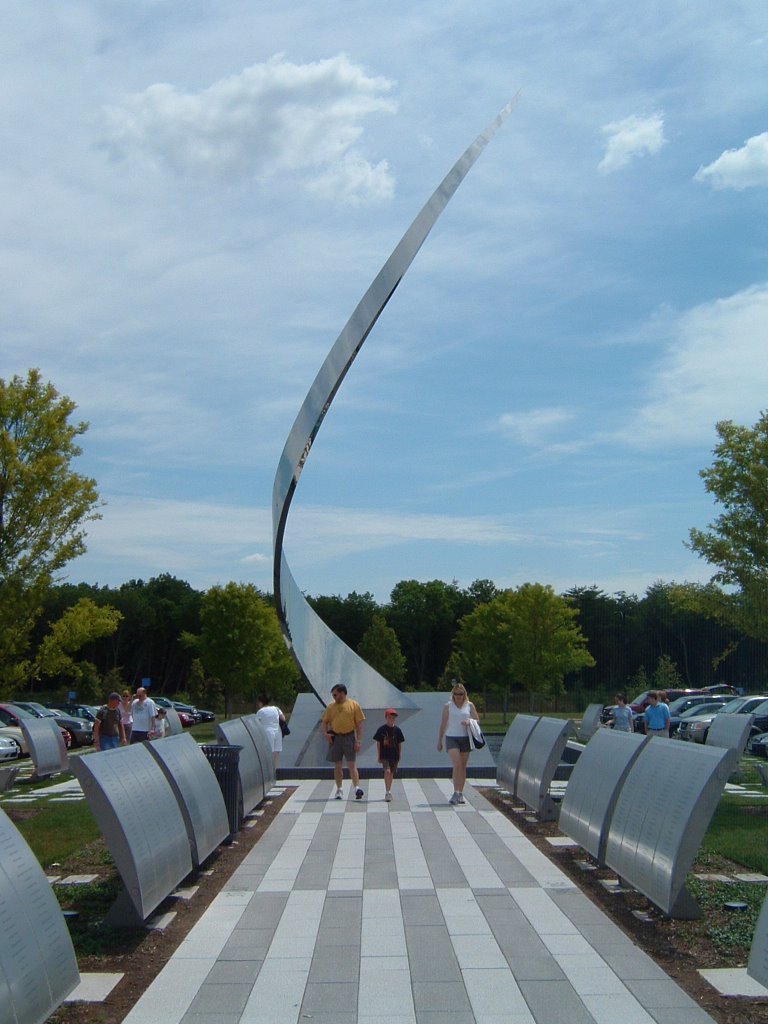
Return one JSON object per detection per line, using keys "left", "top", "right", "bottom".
{"left": 129, "top": 687, "right": 157, "bottom": 744}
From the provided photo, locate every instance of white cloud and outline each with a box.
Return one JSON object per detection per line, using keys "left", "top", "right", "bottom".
{"left": 495, "top": 407, "right": 574, "bottom": 447}
{"left": 622, "top": 283, "right": 768, "bottom": 445}
{"left": 695, "top": 132, "right": 768, "bottom": 190}
{"left": 598, "top": 113, "right": 665, "bottom": 174}
{"left": 102, "top": 53, "right": 397, "bottom": 202}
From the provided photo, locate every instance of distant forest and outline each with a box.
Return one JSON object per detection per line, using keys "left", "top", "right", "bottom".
{"left": 19, "top": 574, "right": 768, "bottom": 707}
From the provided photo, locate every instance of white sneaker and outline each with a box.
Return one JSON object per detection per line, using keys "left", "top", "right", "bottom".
{"left": 334, "top": 788, "right": 343, "bottom": 800}
{"left": 384, "top": 792, "right": 392, "bottom": 802}
{"left": 456, "top": 792, "right": 466, "bottom": 804}
{"left": 449, "top": 792, "right": 460, "bottom": 805}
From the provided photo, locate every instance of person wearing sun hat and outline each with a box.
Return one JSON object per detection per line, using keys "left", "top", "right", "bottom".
{"left": 373, "top": 709, "right": 405, "bottom": 802}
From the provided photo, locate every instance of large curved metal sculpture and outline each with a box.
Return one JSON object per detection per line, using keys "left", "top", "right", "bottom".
{"left": 273, "top": 102, "right": 516, "bottom": 707}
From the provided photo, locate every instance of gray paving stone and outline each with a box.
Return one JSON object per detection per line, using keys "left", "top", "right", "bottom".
{"left": 219, "top": 930, "right": 273, "bottom": 960}
{"left": 416, "top": 1012, "right": 476, "bottom": 1023}
{"left": 601, "top": 951, "right": 669, "bottom": 980}
{"left": 517, "top": 979, "right": 597, "bottom": 1024}
{"left": 624, "top": 978, "right": 704, "bottom": 1009}
{"left": 180, "top": 1014, "right": 246, "bottom": 1024}
{"left": 301, "top": 980, "right": 359, "bottom": 1012}
{"left": 401, "top": 893, "right": 445, "bottom": 927}
{"left": 505, "top": 955, "right": 567, "bottom": 981}
{"left": 204, "top": 961, "right": 263, "bottom": 984}
{"left": 185, "top": 983, "right": 252, "bottom": 1014}
{"left": 412, "top": 981, "right": 472, "bottom": 1012}
{"left": 309, "top": 943, "right": 361, "bottom": 983}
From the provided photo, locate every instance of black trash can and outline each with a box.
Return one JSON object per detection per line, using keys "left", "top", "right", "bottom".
{"left": 202, "top": 743, "right": 243, "bottom": 840}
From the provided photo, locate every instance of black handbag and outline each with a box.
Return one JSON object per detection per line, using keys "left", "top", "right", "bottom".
{"left": 279, "top": 718, "right": 290, "bottom": 737}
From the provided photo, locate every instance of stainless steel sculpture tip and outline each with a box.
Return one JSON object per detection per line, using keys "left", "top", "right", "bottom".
{"left": 273, "top": 100, "right": 518, "bottom": 707}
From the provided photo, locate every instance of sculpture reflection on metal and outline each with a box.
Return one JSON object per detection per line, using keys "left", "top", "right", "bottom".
{"left": 273, "top": 101, "right": 517, "bottom": 707}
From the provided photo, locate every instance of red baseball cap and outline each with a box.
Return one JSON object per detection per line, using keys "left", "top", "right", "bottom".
{"left": 384, "top": 708, "right": 398, "bottom": 717}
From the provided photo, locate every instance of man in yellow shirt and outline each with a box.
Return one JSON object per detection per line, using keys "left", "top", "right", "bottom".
{"left": 321, "top": 683, "right": 366, "bottom": 800}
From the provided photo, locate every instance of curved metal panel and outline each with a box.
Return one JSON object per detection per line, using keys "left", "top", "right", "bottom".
{"left": 516, "top": 717, "right": 573, "bottom": 821}
{"left": 576, "top": 703, "right": 604, "bottom": 743}
{"left": 0, "top": 807, "right": 79, "bottom": 1024}
{"left": 605, "top": 740, "right": 737, "bottom": 917}
{"left": 72, "top": 745, "right": 192, "bottom": 923}
{"left": 748, "top": 887, "right": 768, "bottom": 988}
{"left": 144, "top": 733, "right": 229, "bottom": 867}
{"left": 559, "top": 729, "right": 649, "bottom": 863}
{"left": 215, "top": 719, "right": 265, "bottom": 815}
{"left": 163, "top": 707, "right": 184, "bottom": 737}
{"left": 705, "top": 712, "right": 754, "bottom": 754}
{"left": 240, "top": 714, "right": 277, "bottom": 797}
{"left": 272, "top": 102, "right": 517, "bottom": 707}
{"left": 496, "top": 714, "right": 539, "bottom": 796}
{"left": 19, "top": 717, "right": 68, "bottom": 777}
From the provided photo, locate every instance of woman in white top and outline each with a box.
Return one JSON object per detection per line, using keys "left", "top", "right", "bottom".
{"left": 120, "top": 690, "right": 133, "bottom": 742}
{"left": 437, "top": 683, "right": 479, "bottom": 805}
{"left": 255, "top": 695, "right": 287, "bottom": 768}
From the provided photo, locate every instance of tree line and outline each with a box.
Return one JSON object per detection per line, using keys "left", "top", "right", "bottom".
{"left": 2, "top": 369, "right": 767, "bottom": 713}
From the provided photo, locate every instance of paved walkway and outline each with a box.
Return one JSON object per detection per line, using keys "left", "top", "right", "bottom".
{"left": 123, "top": 778, "right": 716, "bottom": 1024}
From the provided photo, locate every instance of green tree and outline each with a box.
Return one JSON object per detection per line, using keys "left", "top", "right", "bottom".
{"left": 34, "top": 598, "right": 121, "bottom": 701}
{"left": 307, "top": 591, "right": 380, "bottom": 650}
{"left": 454, "top": 583, "right": 595, "bottom": 709}
{"left": 0, "top": 370, "right": 101, "bottom": 688}
{"left": 688, "top": 413, "right": 768, "bottom": 642}
{"left": 387, "top": 579, "right": 465, "bottom": 686}
{"left": 652, "top": 653, "right": 682, "bottom": 692}
{"left": 357, "top": 614, "right": 406, "bottom": 685}
{"left": 184, "top": 582, "right": 300, "bottom": 715}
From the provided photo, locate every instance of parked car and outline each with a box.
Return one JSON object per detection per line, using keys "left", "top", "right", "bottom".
{"left": 46, "top": 702, "right": 99, "bottom": 723}
{"left": 0, "top": 703, "right": 69, "bottom": 752}
{"left": 748, "top": 699, "right": 768, "bottom": 738}
{"left": 11, "top": 701, "right": 93, "bottom": 747}
{"left": 152, "top": 697, "right": 214, "bottom": 723}
{"left": 0, "top": 735, "right": 20, "bottom": 762}
{"left": 748, "top": 731, "right": 768, "bottom": 758}
{"left": 668, "top": 698, "right": 732, "bottom": 737}
{"left": 678, "top": 694, "right": 768, "bottom": 743}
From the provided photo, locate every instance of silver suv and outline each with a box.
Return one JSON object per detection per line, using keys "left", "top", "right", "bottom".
{"left": 678, "top": 694, "right": 768, "bottom": 743}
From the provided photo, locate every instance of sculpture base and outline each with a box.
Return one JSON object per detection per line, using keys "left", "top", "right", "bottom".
{"left": 277, "top": 692, "right": 497, "bottom": 779}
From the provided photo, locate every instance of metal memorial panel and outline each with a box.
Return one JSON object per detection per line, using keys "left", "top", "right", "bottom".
{"left": 516, "top": 716, "right": 573, "bottom": 821}
{"left": 0, "top": 806, "right": 79, "bottom": 1024}
{"left": 163, "top": 706, "right": 184, "bottom": 736}
{"left": 72, "top": 744, "right": 193, "bottom": 925}
{"left": 240, "top": 714, "right": 277, "bottom": 797}
{"left": 576, "top": 703, "right": 604, "bottom": 743}
{"left": 496, "top": 714, "right": 540, "bottom": 796}
{"left": 705, "top": 712, "right": 754, "bottom": 754}
{"left": 605, "top": 739, "right": 737, "bottom": 918}
{"left": 144, "top": 733, "right": 229, "bottom": 867}
{"left": 19, "top": 716, "right": 68, "bottom": 778}
{"left": 215, "top": 719, "right": 265, "bottom": 815}
{"left": 559, "top": 729, "right": 649, "bottom": 863}
{"left": 748, "top": 887, "right": 768, "bottom": 989}
{"left": 271, "top": 103, "right": 516, "bottom": 707}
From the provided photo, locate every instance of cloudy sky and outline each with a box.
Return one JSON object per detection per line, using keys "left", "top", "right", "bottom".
{"left": 3, "top": 1, "right": 767, "bottom": 603}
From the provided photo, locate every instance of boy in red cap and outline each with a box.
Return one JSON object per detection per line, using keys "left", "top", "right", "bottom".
{"left": 373, "top": 709, "right": 405, "bottom": 802}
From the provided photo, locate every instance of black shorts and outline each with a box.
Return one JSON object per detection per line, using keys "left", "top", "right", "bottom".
{"left": 326, "top": 732, "right": 356, "bottom": 763}
{"left": 380, "top": 757, "right": 399, "bottom": 772}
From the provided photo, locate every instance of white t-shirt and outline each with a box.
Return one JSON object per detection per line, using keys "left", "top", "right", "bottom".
{"left": 131, "top": 697, "right": 157, "bottom": 732}
{"left": 446, "top": 699, "right": 472, "bottom": 737}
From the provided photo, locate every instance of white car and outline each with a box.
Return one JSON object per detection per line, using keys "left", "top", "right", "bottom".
{"left": 0, "top": 724, "right": 27, "bottom": 757}
{"left": 0, "top": 732, "right": 22, "bottom": 760}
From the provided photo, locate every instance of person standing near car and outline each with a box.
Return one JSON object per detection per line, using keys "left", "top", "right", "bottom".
{"left": 609, "top": 693, "right": 634, "bottom": 733}
{"left": 94, "top": 692, "right": 126, "bottom": 751}
{"left": 130, "top": 687, "right": 157, "bottom": 743}
{"left": 644, "top": 691, "right": 671, "bottom": 736}
{"left": 120, "top": 689, "right": 133, "bottom": 743}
